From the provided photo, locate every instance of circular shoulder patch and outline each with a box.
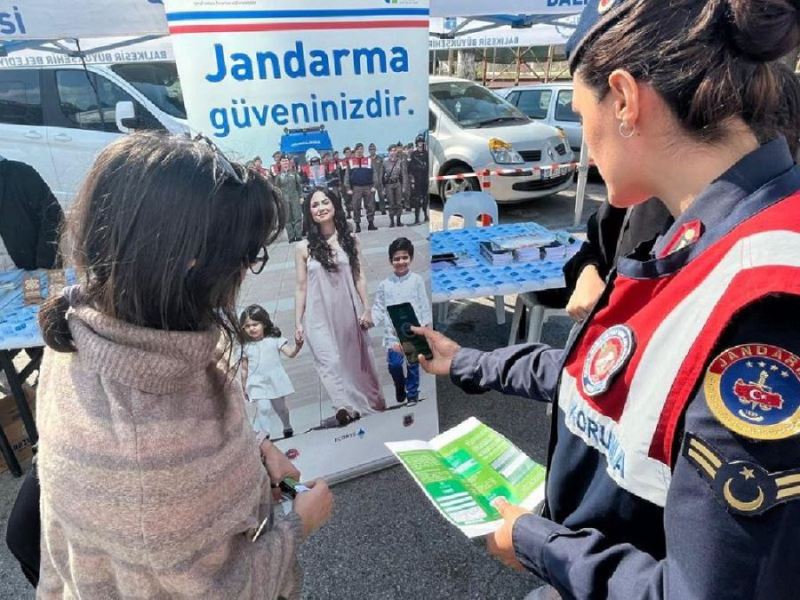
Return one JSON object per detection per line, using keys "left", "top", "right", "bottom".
{"left": 582, "top": 324, "right": 635, "bottom": 397}
{"left": 705, "top": 344, "right": 800, "bottom": 440}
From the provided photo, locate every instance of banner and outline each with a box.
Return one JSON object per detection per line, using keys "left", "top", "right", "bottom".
{"left": 0, "top": 1, "right": 169, "bottom": 40}
{"left": 430, "top": 0, "right": 587, "bottom": 17}
{"left": 165, "top": 0, "right": 437, "bottom": 482}
{"left": 429, "top": 19, "right": 574, "bottom": 50}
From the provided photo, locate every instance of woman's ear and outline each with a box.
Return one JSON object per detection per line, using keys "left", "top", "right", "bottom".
{"left": 607, "top": 69, "right": 641, "bottom": 128}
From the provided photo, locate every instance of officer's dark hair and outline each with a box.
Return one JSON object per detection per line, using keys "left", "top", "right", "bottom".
{"left": 573, "top": 0, "right": 800, "bottom": 147}
{"left": 39, "top": 132, "right": 284, "bottom": 354}
{"left": 388, "top": 237, "right": 414, "bottom": 261}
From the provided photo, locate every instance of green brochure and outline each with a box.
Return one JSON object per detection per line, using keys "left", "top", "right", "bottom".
{"left": 386, "top": 417, "right": 547, "bottom": 538}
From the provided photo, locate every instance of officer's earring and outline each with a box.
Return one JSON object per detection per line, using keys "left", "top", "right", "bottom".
{"left": 619, "top": 121, "right": 636, "bottom": 138}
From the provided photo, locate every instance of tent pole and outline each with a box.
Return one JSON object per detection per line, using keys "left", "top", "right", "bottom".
{"left": 574, "top": 130, "right": 590, "bottom": 227}
{"left": 482, "top": 48, "right": 488, "bottom": 86}
{"left": 545, "top": 45, "right": 554, "bottom": 82}
{"left": 514, "top": 46, "right": 521, "bottom": 85}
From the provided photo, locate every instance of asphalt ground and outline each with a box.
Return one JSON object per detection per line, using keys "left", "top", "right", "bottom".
{"left": 0, "top": 180, "right": 608, "bottom": 599}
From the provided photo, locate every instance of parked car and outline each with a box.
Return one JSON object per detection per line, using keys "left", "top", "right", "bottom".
{"left": 496, "top": 82, "right": 582, "bottom": 153}
{"left": 428, "top": 76, "right": 575, "bottom": 204}
{"left": 0, "top": 61, "right": 188, "bottom": 207}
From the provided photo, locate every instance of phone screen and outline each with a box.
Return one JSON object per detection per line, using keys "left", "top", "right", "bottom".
{"left": 387, "top": 302, "right": 433, "bottom": 364}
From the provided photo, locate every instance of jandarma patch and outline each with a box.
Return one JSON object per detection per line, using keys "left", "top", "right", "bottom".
{"left": 704, "top": 344, "right": 800, "bottom": 440}
{"left": 582, "top": 324, "right": 635, "bottom": 397}
{"left": 683, "top": 432, "right": 800, "bottom": 516}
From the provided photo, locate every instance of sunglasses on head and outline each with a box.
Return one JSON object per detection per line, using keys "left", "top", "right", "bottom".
{"left": 194, "top": 133, "right": 246, "bottom": 186}
{"left": 194, "top": 134, "right": 270, "bottom": 274}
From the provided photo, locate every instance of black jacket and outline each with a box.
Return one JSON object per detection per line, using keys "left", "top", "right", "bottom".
{"left": 0, "top": 160, "right": 63, "bottom": 270}
{"left": 563, "top": 197, "right": 673, "bottom": 291}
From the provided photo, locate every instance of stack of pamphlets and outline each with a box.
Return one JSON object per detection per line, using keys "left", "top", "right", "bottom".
{"left": 386, "top": 418, "right": 547, "bottom": 538}
{"left": 479, "top": 241, "right": 514, "bottom": 265}
{"left": 491, "top": 232, "right": 559, "bottom": 264}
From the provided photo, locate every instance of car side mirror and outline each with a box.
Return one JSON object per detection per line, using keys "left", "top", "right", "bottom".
{"left": 115, "top": 101, "right": 139, "bottom": 133}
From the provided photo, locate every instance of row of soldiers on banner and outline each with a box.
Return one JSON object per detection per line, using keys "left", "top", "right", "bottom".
{"left": 248, "top": 136, "right": 428, "bottom": 240}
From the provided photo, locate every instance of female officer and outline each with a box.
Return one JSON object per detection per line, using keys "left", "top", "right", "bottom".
{"left": 417, "top": 1, "right": 800, "bottom": 598}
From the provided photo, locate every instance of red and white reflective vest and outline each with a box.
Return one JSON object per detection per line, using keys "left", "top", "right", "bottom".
{"left": 559, "top": 191, "right": 800, "bottom": 506}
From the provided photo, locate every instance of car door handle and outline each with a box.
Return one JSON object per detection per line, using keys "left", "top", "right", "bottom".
{"left": 53, "top": 133, "right": 72, "bottom": 142}
{"left": 24, "top": 130, "right": 43, "bottom": 139}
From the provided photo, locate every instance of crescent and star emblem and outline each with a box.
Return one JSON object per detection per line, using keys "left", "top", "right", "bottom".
{"left": 723, "top": 476, "right": 765, "bottom": 513}
{"left": 683, "top": 433, "right": 800, "bottom": 517}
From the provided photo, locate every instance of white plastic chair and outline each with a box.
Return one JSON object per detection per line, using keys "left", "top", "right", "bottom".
{"left": 508, "top": 292, "right": 569, "bottom": 345}
{"left": 437, "top": 191, "right": 505, "bottom": 325}
{"left": 442, "top": 191, "right": 499, "bottom": 231}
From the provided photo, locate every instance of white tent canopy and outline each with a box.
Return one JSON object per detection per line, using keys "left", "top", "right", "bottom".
{"left": 2, "top": 0, "right": 590, "bottom": 225}
{"left": 429, "top": 16, "right": 576, "bottom": 49}
{"left": 1, "top": 1, "right": 585, "bottom": 40}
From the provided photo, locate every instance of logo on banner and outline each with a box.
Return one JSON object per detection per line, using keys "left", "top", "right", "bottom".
{"left": 705, "top": 344, "right": 800, "bottom": 440}
{"left": 334, "top": 428, "right": 367, "bottom": 443}
{"left": 582, "top": 325, "right": 635, "bottom": 397}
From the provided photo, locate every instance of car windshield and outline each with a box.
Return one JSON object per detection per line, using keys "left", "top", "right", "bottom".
{"left": 110, "top": 62, "right": 186, "bottom": 119}
{"left": 430, "top": 81, "right": 528, "bottom": 128}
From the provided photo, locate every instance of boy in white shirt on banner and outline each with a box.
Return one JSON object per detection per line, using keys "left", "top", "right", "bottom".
{"left": 372, "top": 237, "right": 431, "bottom": 405}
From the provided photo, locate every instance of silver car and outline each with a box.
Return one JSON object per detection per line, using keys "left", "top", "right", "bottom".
{"left": 496, "top": 82, "right": 582, "bottom": 153}
{"left": 429, "top": 77, "right": 576, "bottom": 204}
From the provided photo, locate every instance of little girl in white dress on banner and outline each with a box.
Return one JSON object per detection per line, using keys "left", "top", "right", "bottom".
{"left": 240, "top": 304, "right": 302, "bottom": 439}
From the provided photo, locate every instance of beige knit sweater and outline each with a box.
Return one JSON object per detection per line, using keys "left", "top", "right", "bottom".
{"left": 36, "top": 306, "right": 303, "bottom": 599}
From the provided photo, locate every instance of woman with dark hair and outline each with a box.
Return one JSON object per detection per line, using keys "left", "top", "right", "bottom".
{"left": 31, "top": 133, "right": 333, "bottom": 599}
{"left": 416, "top": 1, "right": 800, "bottom": 598}
{"left": 295, "top": 187, "right": 385, "bottom": 426}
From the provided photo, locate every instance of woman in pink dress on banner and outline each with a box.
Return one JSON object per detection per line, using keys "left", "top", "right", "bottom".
{"left": 294, "top": 187, "right": 386, "bottom": 427}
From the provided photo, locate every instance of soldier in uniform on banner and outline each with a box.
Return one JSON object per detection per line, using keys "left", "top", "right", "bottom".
{"left": 382, "top": 143, "right": 408, "bottom": 228}
{"left": 407, "top": 134, "right": 429, "bottom": 224}
{"left": 369, "top": 142, "right": 387, "bottom": 216}
{"left": 346, "top": 143, "right": 379, "bottom": 233}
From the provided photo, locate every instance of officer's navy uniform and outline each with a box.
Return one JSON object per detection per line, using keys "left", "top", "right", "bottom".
{"left": 451, "top": 137, "right": 800, "bottom": 598}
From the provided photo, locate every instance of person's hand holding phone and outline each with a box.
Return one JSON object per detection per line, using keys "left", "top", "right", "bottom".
{"left": 411, "top": 326, "right": 461, "bottom": 375}
{"left": 260, "top": 439, "right": 300, "bottom": 485}
{"left": 293, "top": 480, "right": 334, "bottom": 538}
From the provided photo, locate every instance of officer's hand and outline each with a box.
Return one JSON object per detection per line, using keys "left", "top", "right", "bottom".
{"left": 566, "top": 265, "right": 605, "bottom": 322}
{"left": 486, "top": 499, "right": 527, "bottom": 572}
{"left": 411, "top": 326, "right": 460, "bottom": 376}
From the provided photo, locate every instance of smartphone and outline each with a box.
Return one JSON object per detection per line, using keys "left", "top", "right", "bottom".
{"left": 279, "top": 477, "right": 310, "bottom": 499}
{"left": 431, "top": 252, "right": 458, "bottom": 263}
{"left": 387, "top": 302, "right": 434, "bottom": 364}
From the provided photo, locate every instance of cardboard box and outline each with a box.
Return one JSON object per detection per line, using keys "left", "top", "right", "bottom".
{"left": 0, "top": 385, "right": 36, "bottom": 474}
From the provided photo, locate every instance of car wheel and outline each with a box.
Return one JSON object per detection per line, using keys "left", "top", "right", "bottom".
{"left": 439, "top": 165, "right": 479, "bottom": 202}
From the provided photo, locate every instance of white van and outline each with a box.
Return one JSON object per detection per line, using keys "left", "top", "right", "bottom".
{"left": 428, "top": 76, "right": 575, "bottom": 204}
{"left": 0, "top": 60, "right": 188, "bottom": 206}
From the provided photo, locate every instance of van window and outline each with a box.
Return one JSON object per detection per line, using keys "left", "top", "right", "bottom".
{"left": 110, "top": 63, "right": 186, "bottom": 119}
{"left": 516, "top": 90, "right": 552, "bottom": 120}
{"left": 428, "top": 109, "right": 437, "bottom": 132}
{"left": 0, "top": 70, "right": 42, "bottom": 126}
{"left": 555, "top": 90, "right": 580, "bottom": 123}
{"left": 430, "top": 80, "right": 528, "bottom": 129}
{"left": 505, "top": 91, "right": 520, "bottom": 105}
{"left": 55, "top": 70, "right": 162, "bottom": 132}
